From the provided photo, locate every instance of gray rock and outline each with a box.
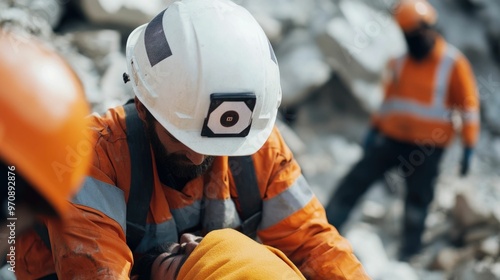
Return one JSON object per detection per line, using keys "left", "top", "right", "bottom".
{"left": 0, "top": 7, "right": 53, "bottom": 39}
{"left": 316, "top": 0, "right": 405, "bottom": 112}
{"left": 0, "top": 0, "right": 64, "bottom": 29}
{"left": 479, "top": 235, "right": 500, "bottom": 257}
{"left": 75, "top": 0, "right": 169, "bottom": 28}
{"left": 344, "top": 224, "right": 390, "bottom": 278}
{"left": 433, "top": 246, "right": 476, "bottom": 272}
{"left": 276, "top": 29, "right": 331, "bottom": 108}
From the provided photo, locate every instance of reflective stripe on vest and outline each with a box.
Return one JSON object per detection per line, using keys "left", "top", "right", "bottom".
{"left": 72, "top": 177, "right": 127, "bottom": 232}
{"left": 171, "top": 200, "right": 202, "bottom": 233}
{"left": 135, "top": 219, "right": 178, "bottom": 253}
{"left": 203, "top": 198, "right": 242, "bottom": 232}
{"left": 461, "top": 110, "right": 480, "bottom": 124}
{"left": 133, "top": 200, "right": 207, "bottom": 253}
{"left": 261, "top": 175, "right": 314, "bottom": 230}
{"left": 379, "top": 45, "right": 459, "bottom": 122}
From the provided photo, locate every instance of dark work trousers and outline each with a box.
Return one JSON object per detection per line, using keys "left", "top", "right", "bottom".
{"left": 325, "top": 134, "right": 444, "bottom": 258}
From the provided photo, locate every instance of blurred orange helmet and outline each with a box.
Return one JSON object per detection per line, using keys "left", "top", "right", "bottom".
{"left": 0, "top": 30, "right": 92, "bottom": 217}
{"left": 394, "top": 0, "right": 437, "bottom": 33}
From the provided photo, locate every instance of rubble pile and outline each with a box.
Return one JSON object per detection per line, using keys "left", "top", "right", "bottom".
{"left": 1, "top": 0, "right": 499, "bottom": 279}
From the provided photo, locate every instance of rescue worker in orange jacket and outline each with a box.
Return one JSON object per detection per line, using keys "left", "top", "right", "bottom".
{"left": 132, "top": 228, "right": 306, "bottom": 280}
{"left": 0, "top": 29, "right": 91, "bottom": 256}
{"left": 325, "top": 0, "right": 480, "bottom": 261}
{"left": 16, "top": 0, "right": 370, "bottom": 279}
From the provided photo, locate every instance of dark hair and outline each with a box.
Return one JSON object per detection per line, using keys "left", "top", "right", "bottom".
{"left": 131, "top": 242, "right": 178, "bottom": 280}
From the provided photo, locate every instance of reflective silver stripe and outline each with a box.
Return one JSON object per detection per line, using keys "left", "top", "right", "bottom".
{"left": 135, "top": 219, "right": 178, "bottom": 253}
{"left": 380, "top": 98, "right": 451, "bottom": 120}
{"left": 434, "top": 45, "right": 458, "bottom": 108}
{"left": 395, "top": 55, "right": 406, "bottom": 78}
{"left": 202, "top": 198, "right": 241, "bottom": 231}
{"left": 461, "top": 110, "right": 480, "bottom": 124}
{"left": 171, "top": 200, "right": 202, "bottom": 232}
{"left": 380, "top": 45, "right": 458, "bottom": 122}
{"left": 72, "top": 177, "right": 126, "bottom": 232}
{"left": 260, "top": 175, "right": 314, "bottom": 230}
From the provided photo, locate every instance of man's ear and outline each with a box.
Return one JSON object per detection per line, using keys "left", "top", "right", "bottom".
{"left": 134, "top": 97, "right": 147, "bottom": 121}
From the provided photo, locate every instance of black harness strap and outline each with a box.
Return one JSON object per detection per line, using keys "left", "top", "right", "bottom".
{"left": 123, "top": 102, "right": 154, "bottom": 251}
{"left": 33, "top": 222, "right": 51, "bottom": 250}
{"left": 32, "top": 102, "right": 153, "bottom": 256}
{"left": 32, "top": 224, "right": 58, "bottom": 279}
{"left": 37, "top": 273, "right": 59, "bottom": 280}
{"left": 229, "top": 155, "right": 262, "bottom": 239}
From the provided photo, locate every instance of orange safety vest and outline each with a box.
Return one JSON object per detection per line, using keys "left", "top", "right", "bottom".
{"left": 373, "top": 36, "right": 480, "bottom": 148}
{"left": 16, "top": 105, "right": 370, "bottom": 279}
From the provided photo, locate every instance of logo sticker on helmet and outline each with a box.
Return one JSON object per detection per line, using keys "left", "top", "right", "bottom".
{"left": 201, "top": 93, "right": 256, "bottom": 137}
{"left": 220, "top": 111, "right": 239, "bottom": 127}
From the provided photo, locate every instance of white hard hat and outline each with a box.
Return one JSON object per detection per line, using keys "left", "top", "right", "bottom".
{"left": 126, "top": 0, "right": 282, "bottom": 156}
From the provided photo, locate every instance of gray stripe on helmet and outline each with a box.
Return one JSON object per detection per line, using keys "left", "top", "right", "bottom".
{"left": 145, "top": 9, "right": 172, "bottom": 67}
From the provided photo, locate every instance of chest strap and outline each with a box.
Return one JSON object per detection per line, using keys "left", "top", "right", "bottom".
{"left": 229, "top": 156, "right": 262, "bottom": 240}
{"left": 123, "top": 101, "right": 154, "bottom": 252}
{"left": 33, "top": 102, "right": 154, "bottom": 254}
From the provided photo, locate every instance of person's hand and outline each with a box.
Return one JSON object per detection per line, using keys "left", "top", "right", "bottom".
{"left": 460, "top": 147, "right": 473, "bottom": 176}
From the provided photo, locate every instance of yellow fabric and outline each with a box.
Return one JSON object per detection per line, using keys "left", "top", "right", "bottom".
{"left": 178, "top": 229, "right": 305, "bottom": 280}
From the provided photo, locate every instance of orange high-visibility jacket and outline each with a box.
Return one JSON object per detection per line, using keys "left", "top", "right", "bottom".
{"left": 373, "top": 36, "right": 480, "bottom": 147}
{"left": 177, "top": 228, "right": 306, "bottom": 280}
{"left": 16, "top": 106, "right": 370, "bottom": 280}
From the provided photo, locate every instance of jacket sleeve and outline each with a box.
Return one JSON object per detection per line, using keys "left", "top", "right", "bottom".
{"left": 48, "top": 134, "right": 133, "bottom": 279}
{"left": 47, "top": 160, "right": 133, "bottom": 279}
{"left": 48, "top": 200, "right": 133, "bottom": 279}
{"left": 448, "top": 54, "right": 480, "bottom": 147}
{"left": 15, "top": 199, "right": 132, "bottom": 279}
{"left": 255, "top": 127, "right": 370, "bottom": 280}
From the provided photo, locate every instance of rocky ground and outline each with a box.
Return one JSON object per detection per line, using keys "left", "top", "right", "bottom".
{"left": 1, "top": 0, "right": 500, "bottom": 279}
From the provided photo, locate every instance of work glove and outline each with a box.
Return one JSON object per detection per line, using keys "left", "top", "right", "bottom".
{"left": 460, "top": 147, "right": 473, "bottom": 176}
{"left": 363, "top": 127, "right": 380, "bottom": 150}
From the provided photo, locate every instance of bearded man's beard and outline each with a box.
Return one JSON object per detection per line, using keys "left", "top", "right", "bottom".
{"left": 144, "top": 112, "right": 215, "bottom": 183}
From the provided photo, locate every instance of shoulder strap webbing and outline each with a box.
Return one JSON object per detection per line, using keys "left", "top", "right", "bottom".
{"left": 34, "top": 225, "right": 57, "bottom": 279}
{"left": 228, "top": 155, "right": 262, "bottom": 239}
{"left": 38, "top": 273, "right": 59, "bottom": 280}
{"left": 33, "top": 222, "right": 51, "bottom": 250}
{"left": 123, "top": 101, "right": 154, "bottom": 251}
{"left": 28, "top": 223, "right": 58, "bottom": 279}
{"left": 31, "top": 102, "right": 153, "bottom": 278}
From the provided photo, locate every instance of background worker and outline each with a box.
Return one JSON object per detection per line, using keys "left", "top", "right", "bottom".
{"left": 325, "top": 0, "right": 480, "bottom": 261}
{"left": 132, "top": 229, "right": 306, "bottom": 280}
{"left": 0, "top": 28, "right": 91, "bottom": 255}
{"left": 16, "top": 0, "right": 370, "bottom": 279}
